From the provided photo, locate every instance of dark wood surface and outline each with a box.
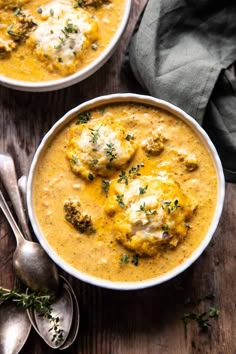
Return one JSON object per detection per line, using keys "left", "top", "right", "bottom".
{"left": 1, "top": 1, "right": 236, "bottom": 353}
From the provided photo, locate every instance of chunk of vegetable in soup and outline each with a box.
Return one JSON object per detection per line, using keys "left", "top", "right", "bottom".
{"left": 33, "top": 103, "right": 218, "bottom": 282}
{"left": 0, "top": 0, "right": 125, "bottom": 81}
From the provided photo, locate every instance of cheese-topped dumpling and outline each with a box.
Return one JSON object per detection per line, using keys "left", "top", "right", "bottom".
{"left": 105, "top": 175, "right": 197, "bottom": 256}
{"left": 66, "top": 115, "right": 138, "bottom": 179}
{"left": 29, "top": 1, "right": 98, "bottom": 75}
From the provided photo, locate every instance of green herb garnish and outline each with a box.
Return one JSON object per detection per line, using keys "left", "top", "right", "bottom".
{"left": 88, "top": 173, "right": 94, "bottom": 181}
{"left": 128, "top": 163, "right": 144, "bottom": 177}
{"left": 89, "top": 127, "right": 100, "bottom": 143}
{"left": 76, "top": 111, "right": 91, "bottom": 124}
{"left": 118, "top": 170, "right": 128, "bottom": 185}
{"left": 139, "top": 185, "right": 148, "bottom": 195}
{"left": 105, "top": 143, "right": 117, "bottom": 162}
{"left": 101, "top": 180, "right": 110, "bottom": 196}
{"left": 131, "top": 254, "right": 139, "bottom": 266}
{"left": 7, "top": 24, "right": 24, "bottom": 39}
{"left": 71, "top": 154, "right": 78, "bottom": 164}
{"left": 162, "top": 199, "right": 180, "bottom": 214}
{"left": 116, "top": 194, "right": 125, "bottom": 208}
{"left": 125, "top": 134, "right": 134, "bottom": 141}
{"left": 0, "top": 287, "right": 64, "bottom": 345}
{"left": 14, "top": 7, "right": 22, "bottom": 15}
{"left": 137, "top": 202, "right": 157, "bottom": 216}
{"left": 119, "top": 254, "right": 139, "bottom": 266}
{"left": 182, "top": 307, "right": 220, "bottom": 333}
{"left": 119, "top": 254, "right": 129, "bottom": 264}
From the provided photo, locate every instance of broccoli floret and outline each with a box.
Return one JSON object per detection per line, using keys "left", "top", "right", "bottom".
{"left": 64, "top": 199, "right": 95, "bottom": 234}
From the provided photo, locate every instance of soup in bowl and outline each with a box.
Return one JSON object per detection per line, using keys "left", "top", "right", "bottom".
{"left": 0, "top": 0, "right": 130, "bottom": 91}
{"left": 27, "top": 94, "right": 225, "bottom": 290}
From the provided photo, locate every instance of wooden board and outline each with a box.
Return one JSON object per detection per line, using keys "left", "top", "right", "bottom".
{"left": 1, "top": 1, "right": 236, "bottom": 353}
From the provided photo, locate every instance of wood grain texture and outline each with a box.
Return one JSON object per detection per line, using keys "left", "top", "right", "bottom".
{"left": 1, "top": 1, "right": 236, "bottom": 353}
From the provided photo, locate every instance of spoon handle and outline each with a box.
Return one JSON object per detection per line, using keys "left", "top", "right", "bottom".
{"left": 0, "top": 190, "right": 25, "bottom": 245}
{"left": 0, "top": 153, "right": 32, "bottom": 241}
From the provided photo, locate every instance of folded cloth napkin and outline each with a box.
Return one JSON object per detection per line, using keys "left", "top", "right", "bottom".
{"left": 128, "top": 0, "right": 236, "bottom": 182}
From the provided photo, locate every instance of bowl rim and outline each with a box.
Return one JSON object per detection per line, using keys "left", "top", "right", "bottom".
{"left": 0, "top": 0, "right": 132, "bottom": 92}
{"left": 27, "top": 93, "right": 225, "bottom": 290}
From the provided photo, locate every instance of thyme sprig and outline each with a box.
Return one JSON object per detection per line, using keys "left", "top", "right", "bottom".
{"left": 89, "top": 127, "right": 100, "bottom": 143}
{"left": 119, "top": 254, "right": 139, "bottom": 266}
{"left": 118, "top": 163, "right": 144, "bottom": 185}
{"left": 0, "top": 287, "right": 64, "bottom": 345}
{"left": 137, "top": 202, "right": 157, "bottom": 216}
{"left": 162, "top": 199, "right": 180, "bottom": 214}
{"left": 76, "top": 111, "right": 91, "bottom": 124}
{"left": 182, "top": 292, "right": 220, "bottom": 335}
{"left": 101, "top": 180, "right": 110, "bottom": 197}
{"left": 105, "top": 143, "right": 117, "bottom": 162}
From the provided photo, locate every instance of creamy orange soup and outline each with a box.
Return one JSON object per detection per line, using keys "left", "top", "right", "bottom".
{"left": 33, "top": 103, "right": 218, "bottom": 282}
{"left": 0, "top": 0, "right": 125, "bottom": 81}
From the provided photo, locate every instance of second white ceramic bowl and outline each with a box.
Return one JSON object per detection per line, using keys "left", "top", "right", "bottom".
{"left": 0, "top": 1, "right": 131, "bottom": 92}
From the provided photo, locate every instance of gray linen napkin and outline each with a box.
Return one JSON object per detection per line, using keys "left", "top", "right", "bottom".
{"left": 128, "top": 0, "right": 236, "bottom": 182}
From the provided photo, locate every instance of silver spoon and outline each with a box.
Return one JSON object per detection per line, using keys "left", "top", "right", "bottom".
{"left": 0, "top": 154, "right": 80, "bottom": 349}
{"left": 0, "top": 296, "right": 31, "bottom": 354}
{"left": 0, "top": 153, "right": 59, "bottom": 296}
{"left": 26, "top": 276, "right": 73, "bottom": 349}
{"left": 19, "top": 176, "right": 80, "bottom": 350}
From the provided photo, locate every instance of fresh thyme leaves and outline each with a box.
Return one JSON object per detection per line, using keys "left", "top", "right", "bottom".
{"left": 137, "top": 202, "right": 157, "bottom": 216}
{"left": 101, "top": 180, "right": 110, "bottom": 196}
{"left": 0, "top": 287, "right": 64, "bottom": 345}
{"left": 37, "top": 7, "right": 43, "bottom": 14}
{"left": 161, "top": 224, "right": 169, "bottom": 232}
{"left": 74, "top": 0, "right": 85, "bottom": 8}
{"left": 125, "top": 134, "right": 134, "bottom": 141}
{"left": 14, "top": 7, "right": 22, "bottom": 16}
{"left": 118, "top": 163, "right": 145, "bottom": 185}
{"left": 182, "top": 292, "right": 220, "bottom": 334}
{"left": 64, "top": 20, "right": 79, "bottom": 34}
{"left": 139, "top": 185, "right": 148, "bottom": 195}
{"left": 119, "top": 254, "right": 129, "bottom": 264}
{"left": 76, "top": 111, "right": 91, "bottom": 124}
{"left": 105, "top": 143, "right": 117, "bottom": 162}
{"left": 71, "top": 154, "right": 78, "bottom": 164}
{"left": 128, "top": 163, "right": 144, "bottom": 177}
{"left": 88, "top": 173, "right": 94, "bottom": 181}
{"left": 89, "top": 127, "right": 100, "bottom": 143}
{"left": 116, "top": 194, "right": 125, "bottom": 208}
{"left": 131, "top": 254, "right": 139, "bottom": 266}
{"left": 185, "top": 223, "right": 190, "bottom": 229}
{"left": 162, "top": 199, "right": 180, "bottom": 214}
{"left": 182, "top": 307, "right": 220, "bottom": 333}
{"left": 99, "top": 107, "right": 105, "bottom": 115}
{"left": 118, "top": 170, "right": 128, "bottom": 185}
{"left": 119, "top": 254, "right": 139, "bottom": 266}
{"left": 50, "top": 8, "right": 54, "bottom": 16}
{"left": 55, "top": 20, "right": 79, "bottom": 49}
{"left": 7, "top": 24, "right": 25, "bottom": 39}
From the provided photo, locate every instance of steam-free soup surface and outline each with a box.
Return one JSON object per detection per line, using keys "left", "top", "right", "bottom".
{"left": 33, "top": 103, "right": 218, "bottom": 282}
{"left": 0, "top": 0, "right": 125, "bottom": 81}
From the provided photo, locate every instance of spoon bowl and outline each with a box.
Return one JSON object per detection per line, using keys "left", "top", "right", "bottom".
{"left": 0, "top": 153, "right": 79, "bottom": 349}
{"left": 0, "top": 153, "right": 59, "bottom": 296}
{"left": 0, "top": 300, "right": 31, "bottom": 354}
{"left": 27, "top": 276, "right": 74, "bottom": 349}
{"left": 0, "top": 190, "right": 59, "bottom": 296}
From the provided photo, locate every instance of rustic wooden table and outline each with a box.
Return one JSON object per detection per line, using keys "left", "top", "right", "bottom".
{"left": 0, "top": 1, "right": 236, "bottom": 353}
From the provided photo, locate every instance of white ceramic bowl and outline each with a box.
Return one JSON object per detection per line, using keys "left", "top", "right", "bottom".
{"left": 27, "top": 94, "right": 225, "bottom": 290}
{"left": 0, "top": 1, "right": 131, "bottom": 92}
